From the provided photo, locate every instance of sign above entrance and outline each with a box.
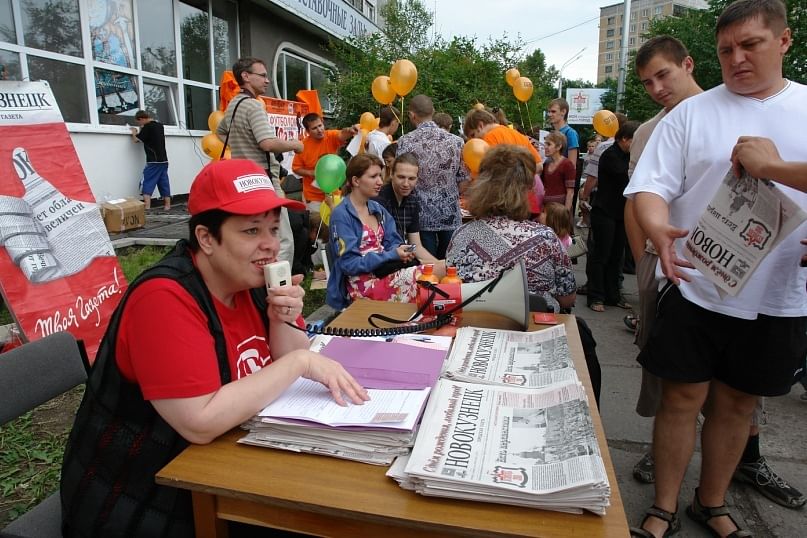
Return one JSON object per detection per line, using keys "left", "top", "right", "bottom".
{"left": 266, "top": 0, "right": 380, "bottom": 39}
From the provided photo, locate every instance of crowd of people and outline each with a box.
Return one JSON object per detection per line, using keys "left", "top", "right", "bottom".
{"left": 61, "top": 1, "right": 805, "bottom": 537}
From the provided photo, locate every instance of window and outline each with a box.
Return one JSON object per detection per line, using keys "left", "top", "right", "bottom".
{"left": 605, "top": 65, "right": 613, "bottom": 74}
{"left": 642, "top": 22, "right": 648, "bottom": 31}
{"left": 629, "top": 37, "right": 635, "bottom": 46}
{"left": 0, "top": 49, "right": 21, "bottom": 79}
{"left": 606, "top": 29, "right": 614, "bottom": 37}
{"left": 28, "top": 56, "right": 89, "bottom": 122}
{"left": 607, "top": 16, "right": 615, "bottom": 25}
{"left": 275, "top": 47, "right": 335, "bottom": 114}
{"left": 605, "top": 53, "right": 612, "bottom": 62}
{"left": 654, "top": 6, "right": 663, "bottom": 15}
{"left": 630, "top": 24, "right": 636, "bottom": 33}
{"left": 95, "top": 68, "right": 140, "bottom": 125}
{"left": 0, "top": 0, "right": 238, "bottom": 128}
{"left": 138, "top": 0, "right": 177, "bottom": 76}
{"left": 630, "top": 11, "right": 636, "bottom": 20}
{"left": 673, "top": 4, "right": 689, "bottom": 17}
{"left": 21, "top": 0, "right": 83, "bottom": 56}
{"left": 0, "top": 0, "right": 16, "bottom": 43}
{"left": 641, "top": 8, "right": 649, "bottom": 17}
{"left": 364, "top": 0, "right": 375, "bottom": 22}
{"left": 606, "top": 40, "right": 614, "bottom": 50}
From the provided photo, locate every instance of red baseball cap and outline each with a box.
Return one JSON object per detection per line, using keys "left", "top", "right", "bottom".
{"left": 189, "top": 159, "right": 305, "bottom": 216}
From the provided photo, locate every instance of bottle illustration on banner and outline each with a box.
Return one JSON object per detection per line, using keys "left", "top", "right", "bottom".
{"left": 0, "top": 147, "right": 115, "bottom": 283}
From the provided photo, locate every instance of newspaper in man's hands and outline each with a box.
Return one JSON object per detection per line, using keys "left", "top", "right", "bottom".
{"left": 683, "top": 169, "right": 807, "bottom": 297}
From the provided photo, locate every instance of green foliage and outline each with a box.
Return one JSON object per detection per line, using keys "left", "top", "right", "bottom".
{"left": 622, "top": 0, "right": 807, "bottom": 122}
{"left": 325, "top": 0, "right": 557, "bottom": 134}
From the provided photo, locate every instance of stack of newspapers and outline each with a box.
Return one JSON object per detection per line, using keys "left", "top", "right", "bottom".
{"left": 387, "top": 325, "right": 611, "bottom": 515}
{"left": 239, "top": 334, "right": 450, "bottom": 465}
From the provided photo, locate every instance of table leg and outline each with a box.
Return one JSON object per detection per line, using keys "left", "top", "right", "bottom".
{"left": 192, "top": 491, "right": 229, "bottom": 538}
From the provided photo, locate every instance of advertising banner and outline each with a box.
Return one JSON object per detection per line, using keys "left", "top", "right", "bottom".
{"left": 565, "top": 88, "right": 609, "bottom": 125}
{"left": 0, "top": 80, "right": 126, "bottom": 360}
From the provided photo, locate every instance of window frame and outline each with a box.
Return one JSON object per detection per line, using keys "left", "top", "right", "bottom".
{"left": 273, "top": 42, "right": 336, "bottom": 115}
{"left": 0, "top": 0, "right": 238, "bottom": 134}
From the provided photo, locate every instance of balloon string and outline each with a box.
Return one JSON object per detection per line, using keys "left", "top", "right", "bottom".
{"left": 516, "top": 101, "right": 525, "bottom": 131}
{"left": 399, "top": 95, "right": 405, "bottom": 135}
{"left": 525, "top": 101, "right": 534, "bottom": 133}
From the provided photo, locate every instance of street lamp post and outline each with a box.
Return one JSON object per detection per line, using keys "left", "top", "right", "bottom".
{"left": 557, "top": 46, "right": 587, "bottom": 99}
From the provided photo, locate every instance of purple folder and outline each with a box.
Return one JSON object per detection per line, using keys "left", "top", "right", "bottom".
{"left": 319, "top": 338, "right": 447, "bottom": 390}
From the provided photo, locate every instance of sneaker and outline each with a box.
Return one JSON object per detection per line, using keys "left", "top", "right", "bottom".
{"left": 577, "top": 283, "right": 588, "bottom": 295}
{"left": 575, "top": 219, "right": 589, "bottom": 229}
{"left": 633, "top": 451, "right": 655, "bottom": 484}
{"left": 733, "top": 456, "right": 807, "bottom": 509}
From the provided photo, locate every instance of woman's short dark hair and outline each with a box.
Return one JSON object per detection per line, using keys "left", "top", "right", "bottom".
{"left": 343, "top": 154, "right": 383, "bottom": 194}
{"left": 382, "top": 143, "right": 398, "bottom": 161}
{"left": 545, "top": 130, "right": 568, "bottom": 153}
{"left": 467, "top": 145, "right": 535, "bottom": 221}
{"left": 187, "top": 210, "right": 231, "bottom": 252}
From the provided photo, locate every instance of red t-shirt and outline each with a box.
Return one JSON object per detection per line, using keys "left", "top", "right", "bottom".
{"left": 541, "top": 158, "right": 576, "bottom": 203}
{"left": 292, "top": 130, "right": 344, "bottom": 202}
{"left": 116, "top": 279, "right": 300, "bottom": 400}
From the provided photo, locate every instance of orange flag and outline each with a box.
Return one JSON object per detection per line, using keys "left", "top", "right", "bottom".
{"left": 296, "top": 90, "right": 323, "bottom": 117}
{"left": 218, "top": 71, "right": 241, "bottom": 111}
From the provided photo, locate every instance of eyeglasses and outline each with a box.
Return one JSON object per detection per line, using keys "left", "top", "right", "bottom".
{"left": 249, "top": 71, "right": 269, "bottom": 79}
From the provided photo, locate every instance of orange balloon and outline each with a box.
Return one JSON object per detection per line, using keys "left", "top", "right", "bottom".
{"left": 512, "top": 77, "right": 534, "bottom": 102}
{"left": 207, "top": 110, "right": 225, "bottom": 132}
{"left": 462, "top": 139, "right": 490, "bottom": 176}
{"left": 359, "top": 112, "right": 376, "bottom": 132}
{"left": 505, "top": 68, "right": 521, "bottom": 87}
{"left": 389, "top": 59, "right": 418, "bottom": 96}
{"left": 371, "top": 75, "right": 396, "bottom": 105}
{"left": 592, "top": 109, "right": 619, "bottom": 138}
{"left": 201, "top": 133, "right": 225, "bottom": 160}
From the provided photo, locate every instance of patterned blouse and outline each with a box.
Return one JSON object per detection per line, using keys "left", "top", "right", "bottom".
{"left": 446, "top": 216, "right": 576, "bottom": 312}
{"left": 396, "top": 121, "right": 469, "bottom": 231}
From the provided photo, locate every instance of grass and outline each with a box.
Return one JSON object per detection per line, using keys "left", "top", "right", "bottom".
{"left": 0, "top": 245, "right": 327, "bottom": 527}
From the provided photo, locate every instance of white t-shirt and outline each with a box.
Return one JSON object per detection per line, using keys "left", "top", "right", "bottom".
{"left": 346, "top": 129, "right": 391, "bottom": 158}
{"left": 625, "top": 81, "right": 807, "bottom": 320}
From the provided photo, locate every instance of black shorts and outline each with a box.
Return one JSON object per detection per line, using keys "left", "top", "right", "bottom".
{"left": 638, "top": 284, "right": 807, "bottom": 397}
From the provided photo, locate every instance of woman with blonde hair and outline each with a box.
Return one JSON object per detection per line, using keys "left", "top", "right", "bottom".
{"left": 447, "top": 145, "right": 575, "bottom": 313}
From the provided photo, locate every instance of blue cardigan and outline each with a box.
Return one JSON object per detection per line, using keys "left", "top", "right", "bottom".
{"left": 326, "top": 197, "right": 404, "bottom": 310}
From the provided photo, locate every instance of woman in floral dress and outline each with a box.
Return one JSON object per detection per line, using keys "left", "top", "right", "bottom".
{"left": 447, "top": 145, "right": 576, "bottom": 313}
{"left": 326, "top": 154, "right": 445, "bottom": 310}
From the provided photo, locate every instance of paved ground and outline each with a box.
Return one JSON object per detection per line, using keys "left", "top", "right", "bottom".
{"left": 118, "top": 207, "right": 807, "bottom": 536}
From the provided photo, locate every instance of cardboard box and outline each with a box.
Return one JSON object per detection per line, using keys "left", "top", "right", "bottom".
{"left": 100, "top": 198, "right": 145, "bottom": 233}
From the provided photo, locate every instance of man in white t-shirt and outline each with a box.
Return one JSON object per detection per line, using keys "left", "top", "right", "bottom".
{"left": 347, "top": 105, "right": 399, "bottom": 159}
{"left": 625, "top": 2, "right": 807, "bottom": 537}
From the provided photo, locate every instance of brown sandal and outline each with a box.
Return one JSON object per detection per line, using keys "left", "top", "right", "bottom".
{"left": 630, "top": 505, "right": 680, "bottom": 537}
{"left": 686, "top": 488, "right": 752, "bottom": 537}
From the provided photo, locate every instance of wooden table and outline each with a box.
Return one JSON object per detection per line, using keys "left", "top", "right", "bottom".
{"left": 156, "top": 300, "right": 629, "bottom": 538}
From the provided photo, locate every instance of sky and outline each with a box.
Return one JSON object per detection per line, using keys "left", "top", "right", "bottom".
{"left": 433, "top": 0, "right": 619, "bottom": 84}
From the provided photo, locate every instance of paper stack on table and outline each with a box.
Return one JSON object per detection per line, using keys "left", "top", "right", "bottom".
{"left": 239, "top": 336, "right": 449, "bottom": 465}
{"left": 387, "top": 326, "right": 610, "bottom": 515}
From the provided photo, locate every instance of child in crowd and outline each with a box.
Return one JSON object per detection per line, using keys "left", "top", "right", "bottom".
{"left": 540, "top": 202, "right": 573, "bottom": 251}
{"left": 381, "top": 142, "right": 398, "bottom": 183}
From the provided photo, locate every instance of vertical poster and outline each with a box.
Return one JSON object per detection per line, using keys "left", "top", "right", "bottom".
{"left": 0, "top": 80, "right": 127, "bottom": 360}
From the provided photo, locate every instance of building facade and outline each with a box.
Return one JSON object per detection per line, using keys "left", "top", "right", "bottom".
{"left": 0, "top": 0, "right": 383, "bottom": 198}
{"left": 596, "top": 0, "right": 706, "bottom": 84}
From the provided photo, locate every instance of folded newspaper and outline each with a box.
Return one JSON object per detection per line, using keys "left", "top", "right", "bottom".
{"left": 442, "top": 325, "right": 579, "bottom": 388}
{"left": 683, "top": 169, "right": 807, "bottom": 297}
{"left": 388, "top": 379, "right": 610, "bottom": 515}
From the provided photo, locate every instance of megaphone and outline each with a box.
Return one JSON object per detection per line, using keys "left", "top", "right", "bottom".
{"left": 416, "top": 260, "right": 530, "bottom": 329}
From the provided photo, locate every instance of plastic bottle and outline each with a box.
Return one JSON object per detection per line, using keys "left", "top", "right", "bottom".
{"left": 418, "top": 263, "right": 440, "bottom": 284}
{"left": 440, "top": 266, "right": 462, "bottom": 285}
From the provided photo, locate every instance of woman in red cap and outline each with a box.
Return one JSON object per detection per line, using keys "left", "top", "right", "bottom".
{"left": 61, "top": 159, "right": 368, "bottom": 538}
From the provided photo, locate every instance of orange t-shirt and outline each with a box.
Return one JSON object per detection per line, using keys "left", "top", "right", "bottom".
{"left": 483, "top": 125, "right": 542, "bottom": 165}
{"left": 293, "top": 130, "right": 344, "bottom": 202}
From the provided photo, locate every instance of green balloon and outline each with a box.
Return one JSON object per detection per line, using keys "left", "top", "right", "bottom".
{"left": 314, "top": 154, "right": 347, "bottom": 194}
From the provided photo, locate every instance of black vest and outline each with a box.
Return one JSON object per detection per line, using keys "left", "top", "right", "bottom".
{"left": 61, "top": 240, "right": 268, "bottom": 537}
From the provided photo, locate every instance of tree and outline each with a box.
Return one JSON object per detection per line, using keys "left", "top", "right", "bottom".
{"left": 325, "top": 0, "right": 555, "bottom": 134}
{"left": 621, "top": 0, "right": 807, "bottom": 122}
